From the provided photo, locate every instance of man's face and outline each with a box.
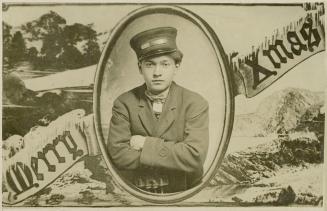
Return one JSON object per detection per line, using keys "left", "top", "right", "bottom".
{"left": 139, "top": 55, "right": 179, "bottom": 95}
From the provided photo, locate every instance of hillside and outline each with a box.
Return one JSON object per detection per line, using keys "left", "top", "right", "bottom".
{"left": 233, "top": 88, "right": 324, "bottom": 137}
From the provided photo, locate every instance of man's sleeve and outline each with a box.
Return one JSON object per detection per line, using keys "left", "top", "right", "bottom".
{"left": 107, "top": 98, "right": 141, "bottom": 170}
{"left": 139, "top": 99, "right": 209, "bottom": 173}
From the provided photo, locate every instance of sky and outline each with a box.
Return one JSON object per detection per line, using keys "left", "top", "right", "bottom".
{"left": 2, "top": 3, "right": 326, "bottom": 114}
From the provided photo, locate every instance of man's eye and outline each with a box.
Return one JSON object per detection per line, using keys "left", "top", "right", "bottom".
{"left": 163, "top": 63, "right": 170, "bottom": 67}
{"left": 145, "top": 63, "right": 153, "bottom": 67}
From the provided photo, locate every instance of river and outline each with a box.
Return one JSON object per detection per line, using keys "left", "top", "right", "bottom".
{"left": 4, "top": 61, "right": 66, "bottom": 80}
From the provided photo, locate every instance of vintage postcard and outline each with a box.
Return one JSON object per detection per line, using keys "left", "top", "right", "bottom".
{"left": 2, "top": 1, "right": 325, "bottom": 210}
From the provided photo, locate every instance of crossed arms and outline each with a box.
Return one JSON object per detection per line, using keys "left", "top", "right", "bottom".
{"left": 107, "top": 97, "right": 209, "bottom": 173}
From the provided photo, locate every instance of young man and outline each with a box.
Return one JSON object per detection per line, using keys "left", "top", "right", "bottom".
{"left": 107, "top": 27, "right": 209, "bottom": 193}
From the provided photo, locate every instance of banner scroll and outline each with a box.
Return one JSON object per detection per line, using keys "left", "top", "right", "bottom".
{"left": 230, "top": 5, "right": 325, "bottom": 97}
{"left": 2, "top": 110, "right": 98, "bottom": 205}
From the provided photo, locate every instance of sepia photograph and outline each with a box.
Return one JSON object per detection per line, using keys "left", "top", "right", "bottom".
{"left": 95, "top": 6, "right": 233, "bottom": 202}
{"left": 2, "top": 1, "right": 325, "bottom": 209}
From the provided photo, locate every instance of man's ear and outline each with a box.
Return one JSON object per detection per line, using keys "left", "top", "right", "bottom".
{"left": 174, "top": 63, "right": 180, "bottom": 76}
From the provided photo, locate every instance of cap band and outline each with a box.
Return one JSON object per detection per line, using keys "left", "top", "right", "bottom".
{"left": 141, "top": 38, "right": 168, "bottom": 50}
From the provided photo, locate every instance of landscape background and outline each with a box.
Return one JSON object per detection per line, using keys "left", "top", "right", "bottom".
{"left": 2, "top": 3, "right": 325, "bottom": 207}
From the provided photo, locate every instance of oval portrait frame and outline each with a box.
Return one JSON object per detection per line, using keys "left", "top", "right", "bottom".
{"left": 94, "top": 5, "right": 235, "bottom": 203}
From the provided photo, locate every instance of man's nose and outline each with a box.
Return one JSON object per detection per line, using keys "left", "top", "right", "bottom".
{"left": 153, "top": 65, "right": 162, "bottom": 77}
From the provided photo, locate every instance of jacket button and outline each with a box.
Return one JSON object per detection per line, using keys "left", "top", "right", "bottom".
{"left": 159, "top": 147, "right": 168, "bottom": 157}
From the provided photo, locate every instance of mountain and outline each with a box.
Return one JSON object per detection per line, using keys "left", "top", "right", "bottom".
{"left": 233, "top": 88, "right": 324, "bottom": 137}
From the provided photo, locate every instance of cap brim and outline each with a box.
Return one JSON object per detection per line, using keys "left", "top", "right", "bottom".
{"left": 138, "top": 49, "right": 177, "bottom": 61}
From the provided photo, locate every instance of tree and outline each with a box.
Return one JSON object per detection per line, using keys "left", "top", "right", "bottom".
{"left": 20, "top": 11, "right": 101, "bottom": 69}
{"left": 21, "top": 10, "right": 66, "bottom": 40}
{"left": 27, "top": 47, "right": 38, "bottom": 62}
{"left": 40, "top": 34, "right": 63, "bottom": 66}
{"left": 21, "top": 11, "right": 66, "bottom": 68}
{"left": 8, "top": 31, "right": 26, "bottom": 63}
{"left": 61, "top": 23, "right": 100, "bottom": 68}
{"left": 59, "top": 45, "right": 84, "bottom": 69}
{"left": 63, "top": 23, "right": 97, "bottom": 45}
{"left": 3, "top": 22, "right": 13, "bottom": 65}
{"left": 82, "top": 39, "right": 101, "bottom": 66}
{"left": 3, "top": 22, "right": 12, "bottom": 53}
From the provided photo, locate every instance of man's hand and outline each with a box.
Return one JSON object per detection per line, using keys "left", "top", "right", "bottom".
{"left": 130, "top": 135, "right": 146, "bottom": 150}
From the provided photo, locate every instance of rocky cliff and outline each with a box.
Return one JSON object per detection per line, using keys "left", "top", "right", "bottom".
{"left": 234, "top": 88, "right": 324, "bottom": 137}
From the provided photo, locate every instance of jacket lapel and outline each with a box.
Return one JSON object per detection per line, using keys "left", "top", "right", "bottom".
{"left": 137, "top": 84, "right": 155, "bottom": 135}
{"left": 157, "top": 82, "right": 179, "bottom": 137}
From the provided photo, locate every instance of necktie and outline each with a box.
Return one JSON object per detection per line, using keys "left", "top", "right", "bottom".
{"left": 144, "top": 91, "right": 167, "bottom": 119}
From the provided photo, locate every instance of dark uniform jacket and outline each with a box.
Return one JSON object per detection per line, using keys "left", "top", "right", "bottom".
{"left": 107, "top": 81, "right": 209, "bottom": 193}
